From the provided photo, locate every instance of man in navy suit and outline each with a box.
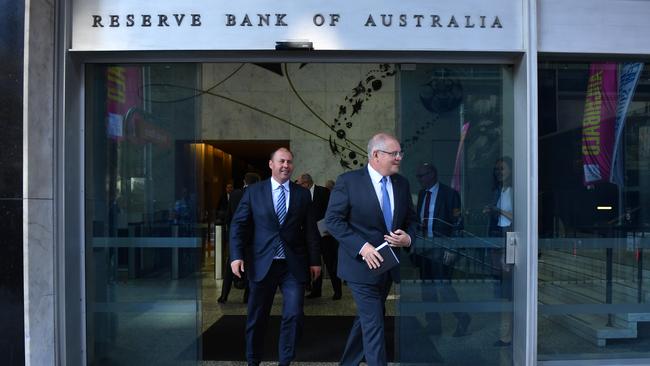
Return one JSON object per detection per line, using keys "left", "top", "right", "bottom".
{"left": 415, "top": 163, "right": 470, "bottom": 339}
{"left": 229, "top": 148, "right": 321, "bottom": 366}
{"left": 297, "top": 173, "right": 343, "bottom": 300}
{"left": 326, "top": 133, "right": 417, "bottom": 366}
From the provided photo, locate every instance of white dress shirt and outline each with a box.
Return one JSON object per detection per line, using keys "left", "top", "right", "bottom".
{"left": 367, "top": 164, "right": 394, "bottom": 218}
{"left": 271, "top": 178, "right": 290, "bottom": 213}
{"left": 420, "top": 183, "right": 439, "bottom": 238}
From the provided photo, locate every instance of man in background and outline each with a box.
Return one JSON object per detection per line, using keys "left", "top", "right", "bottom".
{"left": 297, "top": 173, "right": 342, "bottom": 300}
{"left": 415, "top": 162, "right": 470, "bottom": 338}
{"left": 218, "top": 173, "right": 260, "bottom": 304}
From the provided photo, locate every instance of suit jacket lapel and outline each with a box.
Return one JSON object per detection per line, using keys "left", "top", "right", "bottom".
{"left": 390, "top": 175, "right": 401, "bottom": 229}
{"left": 264, "top": 179, "right": 280, "bottom": 228}
{"left": 433, "top": 185, "right": 443, "bottom": 220}
{"left": 361, "top": 169, "right": 386, "bottom": 229}
{"left": 285, "top": 181, "right": 299, "bottom": 224}
{"left": 416, "top": 189, "right": 424, "bottom": 220}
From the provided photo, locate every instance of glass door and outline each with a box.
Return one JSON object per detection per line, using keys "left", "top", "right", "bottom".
{"left": 85, "top": 64, "right": 203, "bottom": 366}
{"left": 83, "top": 61, "right": 527, "bottom": 365}
{"left": 397, "top": 64, "right": 517, "bottom": 365}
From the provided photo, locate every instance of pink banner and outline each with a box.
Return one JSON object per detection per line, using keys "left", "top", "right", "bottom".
{"left": 582, "top": 63, "right": 618, "bottom": 185}
{"left": 106, "top": 66, "right": 142, "bottom": 140}
{"left": 451, "top": 122, "right": 470, "bottom": 192}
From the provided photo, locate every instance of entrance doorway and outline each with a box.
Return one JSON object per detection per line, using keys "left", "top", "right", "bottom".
{"left": 85, "top": 62, "right": 518, "bottom": 365}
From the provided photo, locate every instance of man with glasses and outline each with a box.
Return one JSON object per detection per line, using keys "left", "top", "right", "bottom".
{"left": 326, "top": 133, "right": 417, "bottom": 366}
{"left": 415, "top": 163, "right": 470, "bottom": 339}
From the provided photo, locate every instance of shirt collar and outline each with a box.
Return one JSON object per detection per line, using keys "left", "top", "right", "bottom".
{"left": 367, "top": 164, "right": 386, "bottom": 184}
{"left": 427, "top": 182, "right": 439, "bottom": 193}
{"left": 271, "top": 177, "right": 290, "bottom": 191}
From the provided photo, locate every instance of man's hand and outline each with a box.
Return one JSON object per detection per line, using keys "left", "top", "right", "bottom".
{"left": 310, "top": 266, "right": 322, "bottom": 281}
{"left": 360, "top": 243, "right": 384, "bottom": 269}
{"left": 384, "top": 229, "right": 411, "bottom": 247}
{"left": 231, "top": 259, "right": 245, "bottom": 278}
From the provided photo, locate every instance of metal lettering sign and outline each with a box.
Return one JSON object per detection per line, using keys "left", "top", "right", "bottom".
{"left": 72, "top": 0, "right": 523, "bottom": 51}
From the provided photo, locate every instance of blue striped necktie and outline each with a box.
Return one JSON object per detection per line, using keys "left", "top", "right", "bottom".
{"left": 275, "top": 185, "right": 287, "bottom": 258}
{"left": 381, "top": 176, "right": 392, "bottom": 232}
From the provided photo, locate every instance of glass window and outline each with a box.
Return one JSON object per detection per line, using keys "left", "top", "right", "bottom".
{"left": 85, "top": 64, "right": 203, "bottom": 365}
{"left": 538, "top": 61, "right": 650, "bottom": 361}
{"left": 398, "top": 64, "right": 515, "bottom": 365}
{"left": 85, "top": 62, "right": 516, "bottom": 365}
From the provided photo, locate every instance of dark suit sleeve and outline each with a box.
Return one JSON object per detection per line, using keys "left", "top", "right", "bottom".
{"left": 229, "top": 187, "right": 252, "bottom": 262}
{"left": 304, "top": 190, "right": 322, "bottom": 266}
{"left": 403, "top": 179, "right": 418, "bottom": 250}
{"left": 325, "top": 175, "right": 368, "bottom": 258}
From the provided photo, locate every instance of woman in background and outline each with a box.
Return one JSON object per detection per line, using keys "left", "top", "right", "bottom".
{"left": 483, "top": 156, "right": 513, "bottom": 347}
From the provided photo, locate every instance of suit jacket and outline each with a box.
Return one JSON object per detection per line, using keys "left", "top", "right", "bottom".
{"left": 311, "top": 185, "right": 330, "bottom": 221}
{"left": 229, "top": 179, "right": 320, "bottom": 282}
{"left": 325, "top": 167, "right": 417, "bottom": 285}
{"left": 227, "top": 188, "right": 245, "bottom": 225}
{"left": 416, "top": 182, "right": 461, "bottom": 238}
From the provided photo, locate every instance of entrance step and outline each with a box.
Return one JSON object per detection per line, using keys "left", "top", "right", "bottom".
{"left": 539, "top": 281, "right": 647, "bottom": 346}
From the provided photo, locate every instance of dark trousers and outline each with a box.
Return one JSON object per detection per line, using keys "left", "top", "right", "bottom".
{"left": 310, "top": 236, "right": 342, "bottom": 295}
{"left": 219, "top": 256, "right": 250, "bottom": 301}
{"left": 246, "top": 260, "right": 304, "bottom": 366}
{"left": 340, "top": 275, "right": 392, "bottom": 366}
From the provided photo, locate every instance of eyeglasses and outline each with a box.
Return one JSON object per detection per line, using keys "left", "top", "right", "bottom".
{"left": 377, "top": 150, "right": 404, "bottom": 158}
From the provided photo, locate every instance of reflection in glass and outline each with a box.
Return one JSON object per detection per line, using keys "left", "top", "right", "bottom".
{"left": 538, "top": 61, "right": 650, "bottom": 361}
{"left": 86, "top": 64, "right": 202, "bottom": 365}
{"left": 85, "top": 62, "right": 517, "bottom": 365}
{"left": 399, "top": 64, "right": 514, "bottom": 365}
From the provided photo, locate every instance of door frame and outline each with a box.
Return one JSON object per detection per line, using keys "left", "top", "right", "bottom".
{"left": 58, "top": 52, "right": 537, "bottom": 366}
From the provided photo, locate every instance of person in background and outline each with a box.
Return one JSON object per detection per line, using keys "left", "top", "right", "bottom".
{"left": 218, "top": 173, "right": 260, "bottom": 304}
{"left": 297, "top": 173, "right": 343, "bottom": 300}
{"left": 483, "top": 156, "right": 514, "bottom": 347}
{"left": 325, "top": 179, "right": 336, "bottom": 191}
{"left": 414, "top": 162, "right": 470, "bottom": 338}
{"left": 230, "top": 148, "right": 321, "bottom": 366}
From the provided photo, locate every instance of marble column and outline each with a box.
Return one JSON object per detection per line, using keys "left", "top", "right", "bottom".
{"left": 23, "top": 0, "right": 56, "bottom": 365}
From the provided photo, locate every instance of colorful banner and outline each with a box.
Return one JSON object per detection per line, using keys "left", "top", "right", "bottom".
{"left": 581, "top": 63, "right": 618, "bottom": 185}
{"left": 106, "top": 66, "right": 142, "bottom": 139}
{"left": 451, "top": 122, "right": 470, "bottom": 192}
{"left": 610, "top": 62, "right": 643, "bottom": 186}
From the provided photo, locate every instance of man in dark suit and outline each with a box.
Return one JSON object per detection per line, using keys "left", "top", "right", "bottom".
{"left": 216, "top": 183, "right": 234, "bottom": 223}
{"left": 218, "top": 172, "right": 260, "bottom": 304}
{"left": 415, "top": 163, "right": 471, "bottom": 338}
{"left": 297, "top": 173, "right": 343, "bottom": 300}
{"left": 325, "top": 133, "right": 417, "bottom": 366}
{"left": 230, "top": 148, "right": 321, "bottom": 366}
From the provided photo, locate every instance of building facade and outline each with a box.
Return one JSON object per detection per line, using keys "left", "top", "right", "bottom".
{"left": 3, "top": 0, "right": 650, "bottom": 365}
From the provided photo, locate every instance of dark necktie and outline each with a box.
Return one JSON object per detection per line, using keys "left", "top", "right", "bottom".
{"left": 422, "top": 190, "right": 432, "bottom": 237}
{"left": 275, "top": 185, "right": 286, "bottom": 258}
{"left": 381, "top": 176, "right": 392, "bottom": 232}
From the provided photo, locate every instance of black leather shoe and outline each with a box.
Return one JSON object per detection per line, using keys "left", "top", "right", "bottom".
{"left": 452, "top": 316, "right": 471, "bottom": 337}
{"left": 332, "top": 292, "right": 342, "bottom": 300}
{"left": 306, "top": 292, "right": 321, "bottom": 299}
{"left": 217, "top": 297, "right": 227, "bottom": 304}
